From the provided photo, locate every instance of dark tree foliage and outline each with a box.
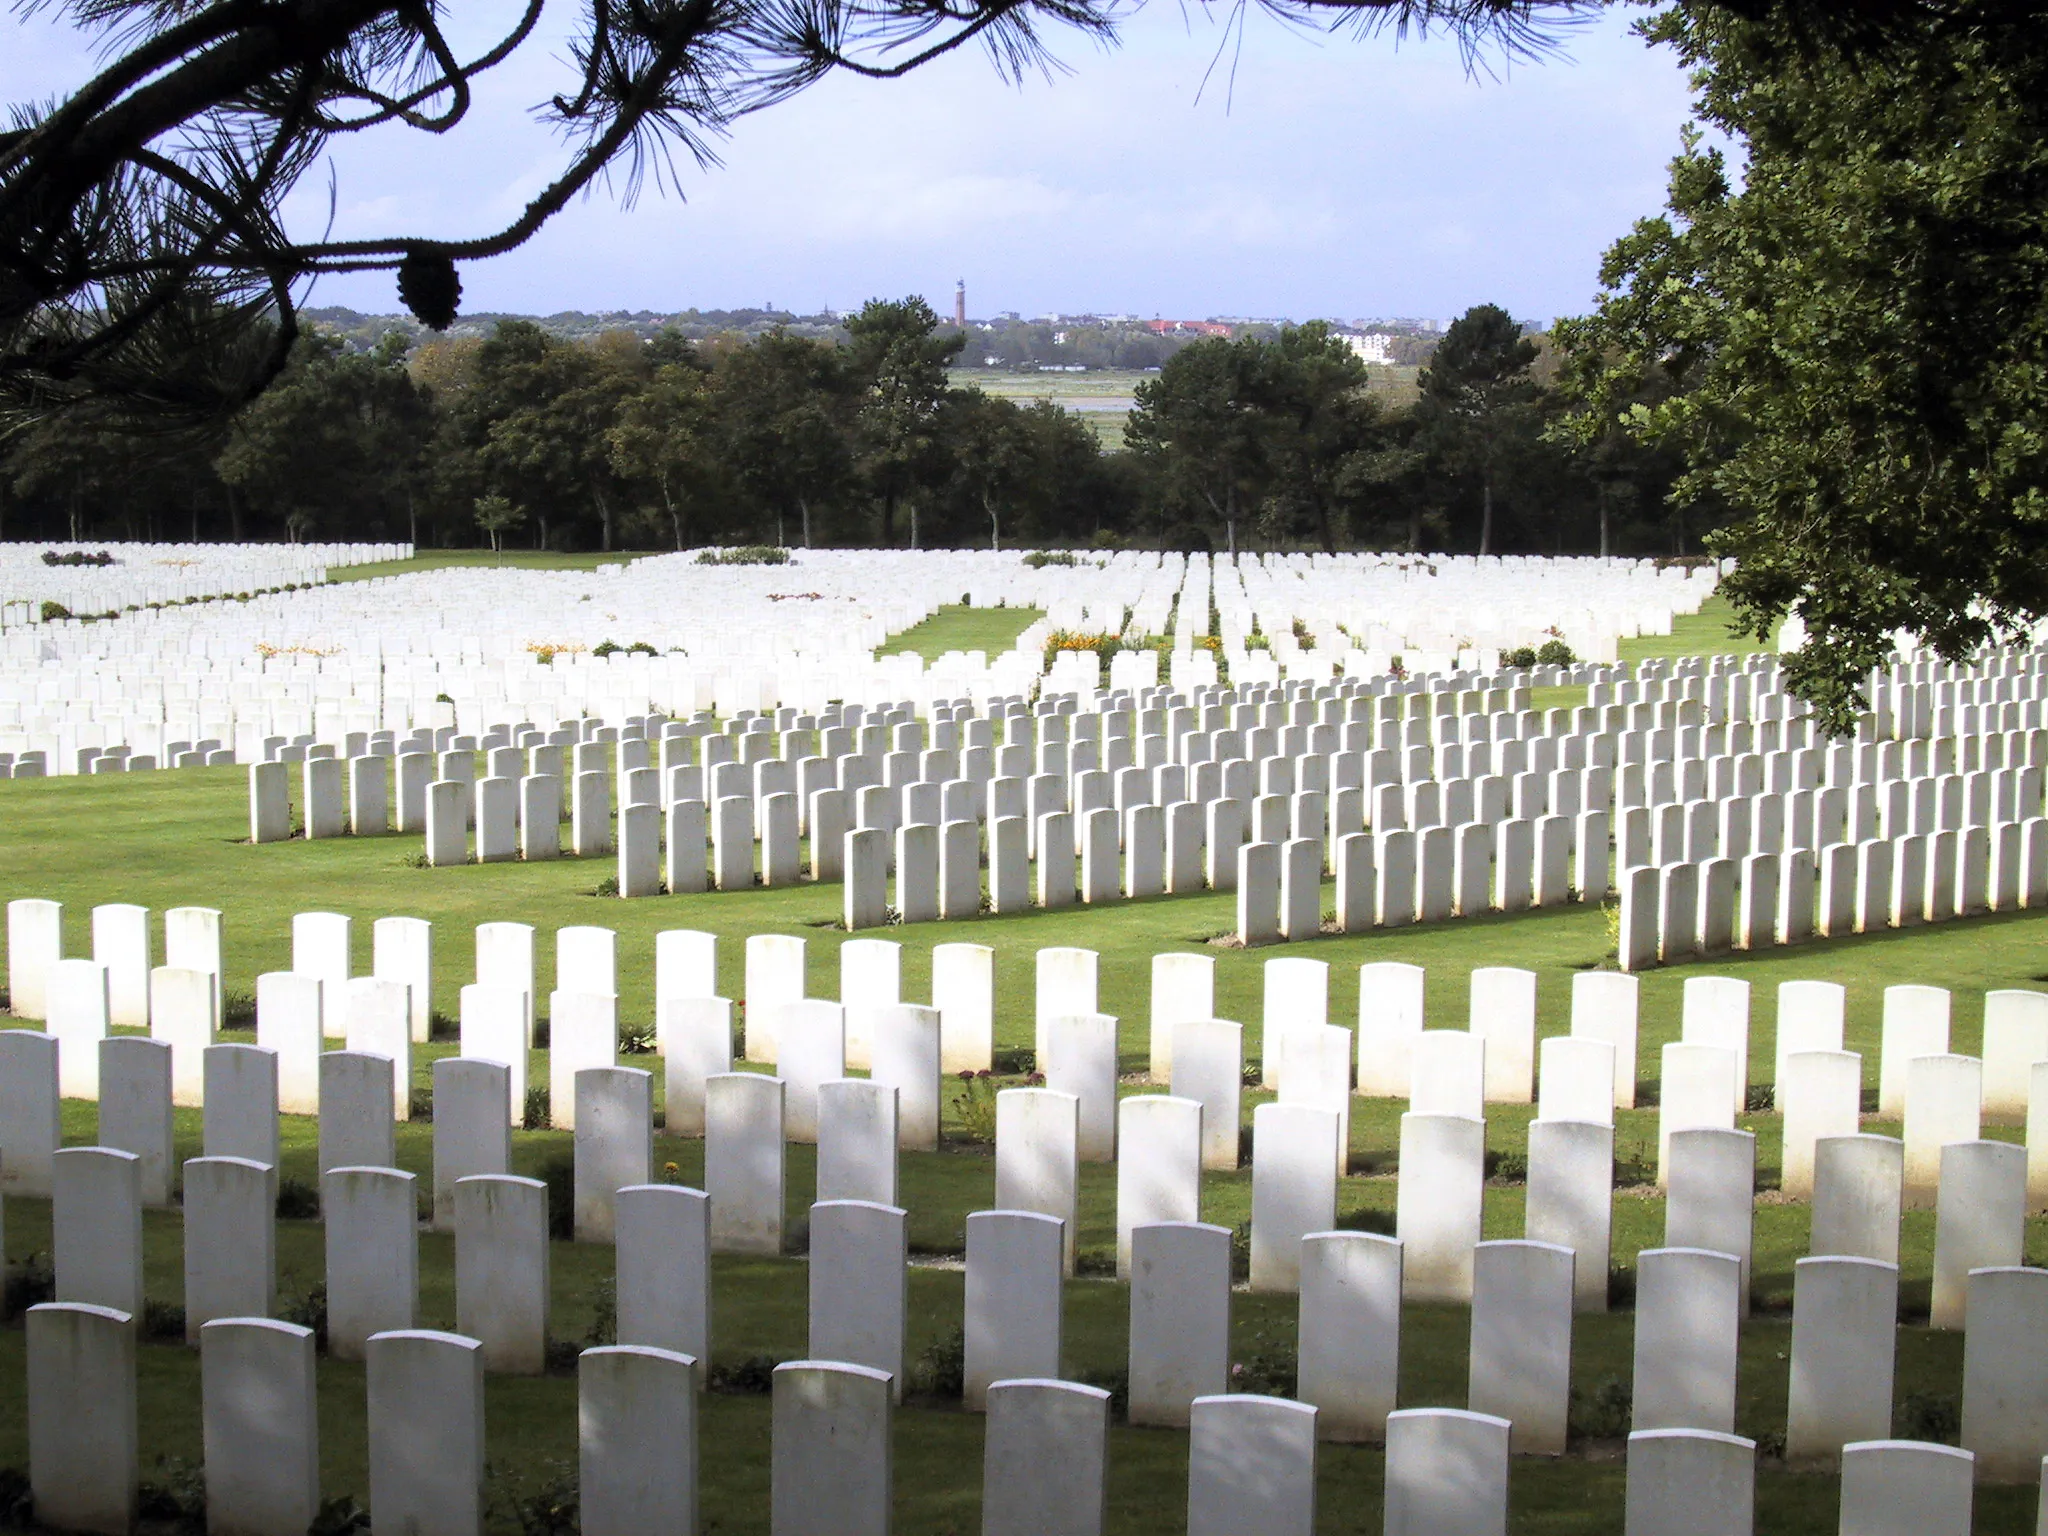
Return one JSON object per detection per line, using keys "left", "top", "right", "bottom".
{"left": 1556, "top": 0, "right": 2048, "bottom": 729}
{"left": 1414, "top": 303, "right": 1536, "bottom": 557}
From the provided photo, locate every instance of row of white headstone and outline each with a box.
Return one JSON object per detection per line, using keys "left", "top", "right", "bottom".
{"left": 17, "top": 1144, "right": 2048, "bottom": 1536}
{"left": 14, "top": 897, "right": 2048, "bottom": 1181}
{"left": 48, "top": 1301, "right": 1999, "bottom": 1536}
{"left": 21, "top": 1074, "right": 2048, "bottom": 1496}
{"left": 2, "top": 548, "right": 1719, "bottom": 751}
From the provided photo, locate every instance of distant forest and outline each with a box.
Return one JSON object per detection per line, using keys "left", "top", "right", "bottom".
{"left": 0, "top": 297, "right": 1708, "bottom": 559}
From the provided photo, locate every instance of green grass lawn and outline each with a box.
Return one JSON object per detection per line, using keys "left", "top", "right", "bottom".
{"left": 876, "top": 604, "right": 1046, "bottom": 662}
{"left": 329, "top": 550, "right": 663, "bottom": 583}
{"left": 1619, "top": 594, "right": 1769, "bottom": 664}
{"left": 1, "top": 744, "right": 2044, "bottom": 1530}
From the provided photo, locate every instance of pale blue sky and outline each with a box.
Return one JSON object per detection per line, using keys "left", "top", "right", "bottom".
{"left": 3, "top": 1, "right": 1696, "bottom": 324}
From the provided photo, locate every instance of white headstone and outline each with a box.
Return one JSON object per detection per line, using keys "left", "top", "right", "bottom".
{"left": 199, "top": 1318, "right": 319, "bottom": 1536}
{"left": 1960, "top": 1265, "right": 2048, "bottom": 1482}
{"left": 322, "top": 1166, "right": 418, "bottom": 1361}
{"left": 97, "top": 1036, "right": 172, "bottom": 1206}
{"left": 1357, "top": 960, "right": 1426, "bottom": 1100}
{"left": 1249, "top": 1102, "right": 1339, "bottom": 1293}
{"left": 771, "top": 1361, "right": 892, "bottom": 1536}
{"left": 705, "top": 1073, "right": 785, "bottom": 1255}
{"left": 453, "top": 1174, "right": 550, "bottom": 1373}
{"left": 1931, "top": 1139, "right": 2025, "bottom": 1329}
{"left": 574, "top": 1066, "right": 654, "bottom": 1242}
{"left": 1468, "top": 1239, "right": 1574, "bottom": 1454}
{"left": 1383, "top": 1407, "right": 1509, "bottom": 1536}
{"left": 981, "top": 1380, "right": 1109, "bottom": 1536}
{"left": 808, "top": 1199, "right": 909, "bottom": 1400}
{"left": 1836, "top": 1440, "right": 1973, "bottom": 1536}
{"left": 1784, "top": 1255, "right": 1898, "bottom": 1466}
{"left": 1128, "top": 1221, "right": 1232, "bottom": 1428}
{"left": 1186, "top": 1395, "right": 1318, "bottom": 1536}
{"left": 996, "top": 1088, "right": 1081, "bottom": 1274}
{"left": 1571, "top": 969, "right": 1640, "bottom": 1109}
{"left": 615, "top": 1184, "right": 712, "bottom": 1382}
{"left": 27, "top": 1302, "right": 138, "bottom": 1536}
{"left": 1622, "top": 1428, "right": 1755, "bottom": 1536}
{"left": 1526, "top": 1118, "right": 1613, "bottom": 1313}
{"left": 1116, "top": 1096, "right": 1203, "bottom": 1278}
{"left": 964, "top": 1209, "right": 1065, "bottom": 1412}
{"left": 52, "top": 1146, "right": 143, "bottom": 1319}
{"left": 1298, "top": 1230, "right": 1401, "bottom": 1442}
{"left": 256, "top": 971, "right": 323, "bottom": 1115}
{"left": 1811, "top": 1134, "right": 1904, "bottom": 1265}
{"left": 1879, "top": 984, "right": 1951, "bottom": 1118}
{"left": 1631, "top": 1248, "right": 1741, "bottom": 1433}
{"left": 364, "top": 1331, "right": 485, "bottom": 1536}
{"left": 579, "top": 1345, "right": 698, "bottom": 1536}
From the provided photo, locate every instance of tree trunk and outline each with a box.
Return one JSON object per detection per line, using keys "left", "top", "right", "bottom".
{"left": 909, "top": 501, "right": 919, "bottom": 551}
{"left": 799, "top": 498, "right": 811, "bottom": 549}
{"left": 1479, "top": 474, "right": 1494, "bottom": 557}
{"left": 1598, "top": 494, "right": 1612, "bottom": 559}
{"left": 407, "top": 491, "right": 417, "bottom": 549}
{"left": 599, "top": 492, "right": 614, "bottom": 551}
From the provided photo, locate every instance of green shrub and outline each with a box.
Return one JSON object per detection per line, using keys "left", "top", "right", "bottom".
{"left": 694, "top": 546, "right": 789, "bottom": 565}
{"left": 136, "top": 1455, "right": 206, "bottom": 1532}
{"left": 1899, "top": 1391, "right": 1961, "bottom": 1444}
{"left": 142, "top": 1300, "right": 187, "bottom": 1342}
{"left": 538, "top": 1153, "right": 574, "bottom": 1236}
{"left": 280, "top": 1283, "right": 328, "bottom": 1350}
{"left": 307, "top": 1495, "right": 371, "bottom": 1536}
{"left": 709, "top": 1355, "right": 779, "bottom": 1394}
{"left": 498, "top": 1459, "right": 579, "bottom": 1536}
{"left": 1536, "top": 638, "right": 1576, "bottom": 666}
{"left": 952, "top": 1071, "right": 999, "bottom": 1143}
{"left": 913, "top": 1327, "right": 966, "bottom": 1398}
{"left": 39, "top": 600, "right": 71, "bottom": 622}
{"left": 1501, "top": 645, "right": 1537, "bottom": 668}
{"left": 1022, "top": 550, "right": 1079, "bottom": 568}
{"left": 1230, "top": 1327, "right": 1297, "bottom": 1397}
{"left": 3, "top": 1254, "right": 54, "bottom": 1319}
{"left": 1569, "top": 1377, "right": 1633, "bottom": 1442}
{"left": 585, "top": 1278, "right": 617, "bottom": 1346}
{"left": 0, "top": 1468, "right": 35, "bottom": 1528}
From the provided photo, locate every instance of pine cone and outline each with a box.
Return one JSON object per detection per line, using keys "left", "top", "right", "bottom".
{"left": 396, "top": 251, "right": 462, "bottom": 331}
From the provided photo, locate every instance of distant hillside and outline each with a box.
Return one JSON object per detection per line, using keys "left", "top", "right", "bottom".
{"left": 300, "top": 305, "right": 847, "bottom": 350}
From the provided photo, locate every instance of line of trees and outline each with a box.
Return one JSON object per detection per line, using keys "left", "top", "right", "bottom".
{"left": 0, "top": 297, "right": 1708, "bottom": 557}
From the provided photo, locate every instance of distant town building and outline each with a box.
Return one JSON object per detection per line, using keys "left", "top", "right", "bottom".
{"left": 1341, "top": 332, "right": 1394, "bottom": 365}
{"left": 1144, "top": 319, "right": 1233, "bottom": 338}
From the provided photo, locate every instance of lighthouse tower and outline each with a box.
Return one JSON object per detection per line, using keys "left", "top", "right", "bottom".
{"left": 954, "top": 279, "right": 966, "bottom": 329}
